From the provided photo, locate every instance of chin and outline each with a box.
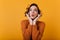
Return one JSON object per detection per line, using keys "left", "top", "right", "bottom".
{"left": 31, "top": 17, "right": 35, "bottom": 19}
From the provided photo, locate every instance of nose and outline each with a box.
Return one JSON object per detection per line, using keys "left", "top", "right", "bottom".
{"left": 31, "top": 10, "right": 34, "bottom": 14}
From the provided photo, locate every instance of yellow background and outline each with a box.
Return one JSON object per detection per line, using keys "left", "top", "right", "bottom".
{"left": 0, "top": 0, "right": 60, "bottom": 40}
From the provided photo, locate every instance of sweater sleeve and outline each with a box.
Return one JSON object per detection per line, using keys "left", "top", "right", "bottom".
{"left": 32, "top": 22, "right": 45, "bottom": 40}
{"left": 21, "top": 20, "right": 45, "bottom": 40}
{"left": 21, "top": 20, "right": 32, "bottom": 40}
{"left": 38, "top": 22, "right": 45, "bottom": 40}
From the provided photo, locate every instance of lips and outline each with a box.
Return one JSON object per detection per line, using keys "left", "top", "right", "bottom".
{"left": 31, "top": 15, "right": 35, "bottom": 17}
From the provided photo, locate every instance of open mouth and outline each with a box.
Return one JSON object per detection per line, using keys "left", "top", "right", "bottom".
{"left": 31, "top": 15, "right": 35, "bottom": 17}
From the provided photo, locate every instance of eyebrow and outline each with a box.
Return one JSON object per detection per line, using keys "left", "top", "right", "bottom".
{"left": 30, "top": 7, "right": 38, "bottom": 10}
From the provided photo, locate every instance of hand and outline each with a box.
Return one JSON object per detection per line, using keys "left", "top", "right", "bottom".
{"left": 33, "top": 14, "right": 40, "bottom": 25}
{"left": 26, "top": 14, "right": 33, "bottom": 25}
{"left": 26, "top": 14, "right": 40, "bottom": 25}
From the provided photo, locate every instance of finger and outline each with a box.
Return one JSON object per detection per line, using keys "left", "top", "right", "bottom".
{"left": 36, "top": 14, "right": 40, "bottom": 19}
{"left": 26, "top": 14, "right": 28, "bottom": 17}
{"left": 38, "top": 14, "right": 40, "bottom": 18}
{"left": 26, "top": 14, "right": 30, "bottom": 18}
{"left": 34, "top": 14, "right": 40, "bottom": 21}
{"left": 26, "top": 14, "right": 32, "bottom": 21}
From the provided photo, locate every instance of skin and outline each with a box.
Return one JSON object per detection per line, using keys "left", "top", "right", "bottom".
{"left": 27, "top": 5, "right": 45, "bottom": 40}
{"left": 28, "top": 6, "right": 38, "bottom": 19}
{"left": 21, "top": 5, "right": 45, "bottom": 40}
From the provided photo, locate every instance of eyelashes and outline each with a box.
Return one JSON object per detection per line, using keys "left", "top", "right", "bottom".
{"left": 29, "top": 9, "right": 38, "bottom": 12}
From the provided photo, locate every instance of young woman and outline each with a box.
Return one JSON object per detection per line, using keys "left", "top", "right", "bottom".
{"left": 21, "top": 3, "right": 45, "bottom": 40}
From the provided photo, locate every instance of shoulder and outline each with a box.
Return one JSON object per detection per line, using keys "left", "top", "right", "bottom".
{"left": 21, "top": 20, "right": 29, "bottom": 29}
{"left": 21, "top": 20, "right": 28, "bottom": 22}
{"left": 37, "top": 21, "right": 45, "bottom": 27}
{"left": 21, "top": 20, "right": 29, "bottom": 24}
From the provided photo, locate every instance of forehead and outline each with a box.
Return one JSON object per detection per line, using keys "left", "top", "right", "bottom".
{"left": 30, "top": 6, "right": 38, "bottom": 9}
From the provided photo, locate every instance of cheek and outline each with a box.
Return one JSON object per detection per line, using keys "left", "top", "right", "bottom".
{"left": 29, "top": 11, "right": 32, "bottom": 16}
{"left": 34, "top": 12, "right": 38, "bottom": 16}
{"left": 29, "top": 11, "right": 38, "bottom": 15}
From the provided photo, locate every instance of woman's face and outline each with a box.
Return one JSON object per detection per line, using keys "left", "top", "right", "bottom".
{"left": 29, "top": 6, "right": 38, "bottom": 19}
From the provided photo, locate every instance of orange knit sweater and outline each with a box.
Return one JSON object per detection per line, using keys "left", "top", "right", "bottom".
{"left": 21, "top": 20, "right": 45, "bottom": 40}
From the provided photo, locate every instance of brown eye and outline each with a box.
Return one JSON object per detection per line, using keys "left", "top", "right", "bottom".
{"left": 34, "top": 9, "right": 38, "bottom": 12}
